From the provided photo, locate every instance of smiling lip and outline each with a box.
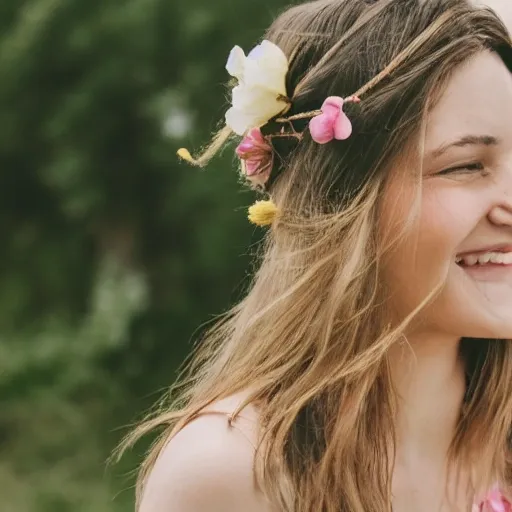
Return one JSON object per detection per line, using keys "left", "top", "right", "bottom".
{"left": 456, "top": 244, "right": 512, "bottom": 257}
{"left": 455, "top": 243, "right": 512, "bottom": 273}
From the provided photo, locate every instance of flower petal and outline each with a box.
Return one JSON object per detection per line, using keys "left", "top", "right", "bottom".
{"left": 248, "top": 40, "right": 288, "bottom": 74}
{"left": 247, "top": 127, "right": 266, "bottom": 144}
{"left": 231, "top": 84, "right": 277, "bottom": 111}
{"left": 244, "top": 52, "right": 288, "bottom": 97}
{"left": 309, "top": 113, "right": 335, "bottom": 144}
{"left": 225, "top": 40, "right": 290, "bottom": 134}
{"left": 232, "top": 84, "right": 287, "bottom": 116}
{"left": 321, "top": 97, "right": 344, "bottom": 113}
{"left": 247, "top": 42, "right": 265, "bottom": 60}
{"left": 225, "top": 107, "right": 259, "bottom": 136}
{"left": 309, "top": 97, "right": 353, "bottom": 143}
{"left": 229, "top": 85, "right": 289, "bottom": 133}
{"left": 247, "top": 166, "right": 272, "bottom": 187}
{"left": 333, "top": 111, "right": 353, "bottom": 140}
{"left": 226, "top": 46, "right": 246, "bottom": 80}
{"left": 235, "top": 128, "right": 271, "bottom": 159}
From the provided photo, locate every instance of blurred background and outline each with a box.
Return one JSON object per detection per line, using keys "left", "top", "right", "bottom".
{"left": 0, "top": 0, "right": 293, "bottom": 510}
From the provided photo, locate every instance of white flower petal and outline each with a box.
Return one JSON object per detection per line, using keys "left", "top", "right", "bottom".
{"left": 232, "top": 85, "right": 287, "bottom": 117}
{"left": 226, "top": 46, "right": 246, "bottom": 80}
{"left": 226, "top": 99, "right": 286, "bottom": 135}
{"left": 231, "top": 85, "right": 272, "bottom": 110}
{"left": 225, "top": 106, "right": 260, "bottom": 135}
{"left": 248, "top": 40, "right": 288, "bottom": 73}
{"left": 247, "top": 42, "right": 265, "bottom": 60}
{"left": 243, "top": 57, "right": 287, "bottom": 97}
{"left": 244, "top": 41, "right": 288, "bottom": 97}
{"left": 227, "top": 92, "right": 284, "bottom": 134}
{"left": 254, "top": 95, "right": 288, "bottom": 125}
{"left": 225, "top": 40, "right": 290, "bottom": 133}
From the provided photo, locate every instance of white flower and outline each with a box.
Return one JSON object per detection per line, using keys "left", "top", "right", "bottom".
{"left": 225, "top": 40, "right": 290, "bottom": 136}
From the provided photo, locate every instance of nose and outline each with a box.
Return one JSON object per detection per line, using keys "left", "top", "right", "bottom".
{"left": 488, "top": 162, "right": 512, "bottom": 226}
{"left": 488, "top": 196, "right": 512, "bottom": 227}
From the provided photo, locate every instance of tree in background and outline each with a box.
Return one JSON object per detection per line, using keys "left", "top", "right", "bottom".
{"left": 0, "top": 0, "right": 291, "bottom": 510}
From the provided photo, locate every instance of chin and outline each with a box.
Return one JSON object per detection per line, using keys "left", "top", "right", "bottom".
{"left": 448, "top": 312, "right": 512, "bottom": 340}
{"left": 443, "top": 264, "right": 512, "bottom": 339}
{"left": 417, "top": 293, "right": 512, "bottom": 340}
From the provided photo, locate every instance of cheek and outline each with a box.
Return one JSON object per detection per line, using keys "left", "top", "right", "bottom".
{"left": 416, "top": 186, "right": 475, "bottom": 258}
{"left": 380, "top": 184, "right": 484, "bottom": 318}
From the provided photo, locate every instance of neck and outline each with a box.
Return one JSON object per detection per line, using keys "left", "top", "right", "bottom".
{"left": 390, "top": 330, "right": 466, "bottom": 465}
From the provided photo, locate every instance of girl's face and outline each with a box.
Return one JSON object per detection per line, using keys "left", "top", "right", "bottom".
{"left": 381, "top": 51, "right": 512, "bottom": 339}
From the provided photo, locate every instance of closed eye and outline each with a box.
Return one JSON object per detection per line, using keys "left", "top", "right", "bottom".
{"left": 436, "top": 162, "right": 489, "bottom": 177}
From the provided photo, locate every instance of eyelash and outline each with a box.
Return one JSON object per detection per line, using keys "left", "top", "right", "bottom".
{"left": 436, "top": 162, "right": 489, "bottom": 176}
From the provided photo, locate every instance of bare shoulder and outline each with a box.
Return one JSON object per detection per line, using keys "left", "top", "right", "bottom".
{"left": 138, "top": 392, "right": 272, "bottom": 512}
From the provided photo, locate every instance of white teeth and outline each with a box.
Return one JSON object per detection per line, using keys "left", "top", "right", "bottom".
{"left": 465, "top": 254, "right": 479, "bottom": 266}
{"left": 456, "top": 251, "right": 512, "bottom": 266}
{"left": 479, "top": 254, "right": 491, "bottom": 264}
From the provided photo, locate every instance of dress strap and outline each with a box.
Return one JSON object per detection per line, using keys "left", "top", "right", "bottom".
{"left": 197, "top": 396, "right": 261, "bottom": 451}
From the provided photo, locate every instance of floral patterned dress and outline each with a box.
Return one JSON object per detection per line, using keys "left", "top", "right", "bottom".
{"left": 474, "top": 486, "right": 511, "bottom": 511}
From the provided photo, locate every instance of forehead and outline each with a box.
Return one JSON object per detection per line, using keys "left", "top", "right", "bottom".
{"left": 424, "top": 51, "right": 512, "bottom": 153}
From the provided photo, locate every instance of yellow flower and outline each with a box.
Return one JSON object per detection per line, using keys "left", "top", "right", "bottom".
{"left": 247, "top": 200, "right": 279, "bottom": 226}
{"left": 225, "top": 40, "right": 290, "bottom": 136}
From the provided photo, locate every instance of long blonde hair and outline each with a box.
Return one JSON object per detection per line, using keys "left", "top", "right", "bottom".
{"left": 119, "top": 1, "right": 512, "bottom": 510}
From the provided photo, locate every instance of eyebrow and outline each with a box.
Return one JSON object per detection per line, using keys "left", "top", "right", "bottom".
{"left": 429, "top": 135, "right": 500, "bottom": 159}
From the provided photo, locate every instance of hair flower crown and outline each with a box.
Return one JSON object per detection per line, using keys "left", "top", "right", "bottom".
{"left": 178, "top": 40, "right": 361, "bottom": 226}
{"left": 177, "top": 18, "right": 440, "bottom": 226}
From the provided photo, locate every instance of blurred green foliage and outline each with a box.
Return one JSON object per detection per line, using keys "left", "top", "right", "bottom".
{"left": 0, "top": 0, "right": 291, "bottom": 510}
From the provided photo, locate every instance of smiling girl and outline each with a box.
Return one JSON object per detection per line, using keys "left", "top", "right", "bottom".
{"left": 122, "top": 1, "right": 512, "bottom": 510}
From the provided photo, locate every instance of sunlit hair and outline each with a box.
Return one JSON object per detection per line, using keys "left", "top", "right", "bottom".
{"left": 117, "top": 1, "right": 512, "bottom": 510}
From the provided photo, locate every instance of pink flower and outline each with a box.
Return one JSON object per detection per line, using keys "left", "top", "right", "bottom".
{"left": 235, "top": 128, "right": 273, "bottom": 187}
{"left": 309, "top": 96, "right": 357, "bottom": 144}
{"left": 477, "top": 486, "right": 512, "bottom": 512}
